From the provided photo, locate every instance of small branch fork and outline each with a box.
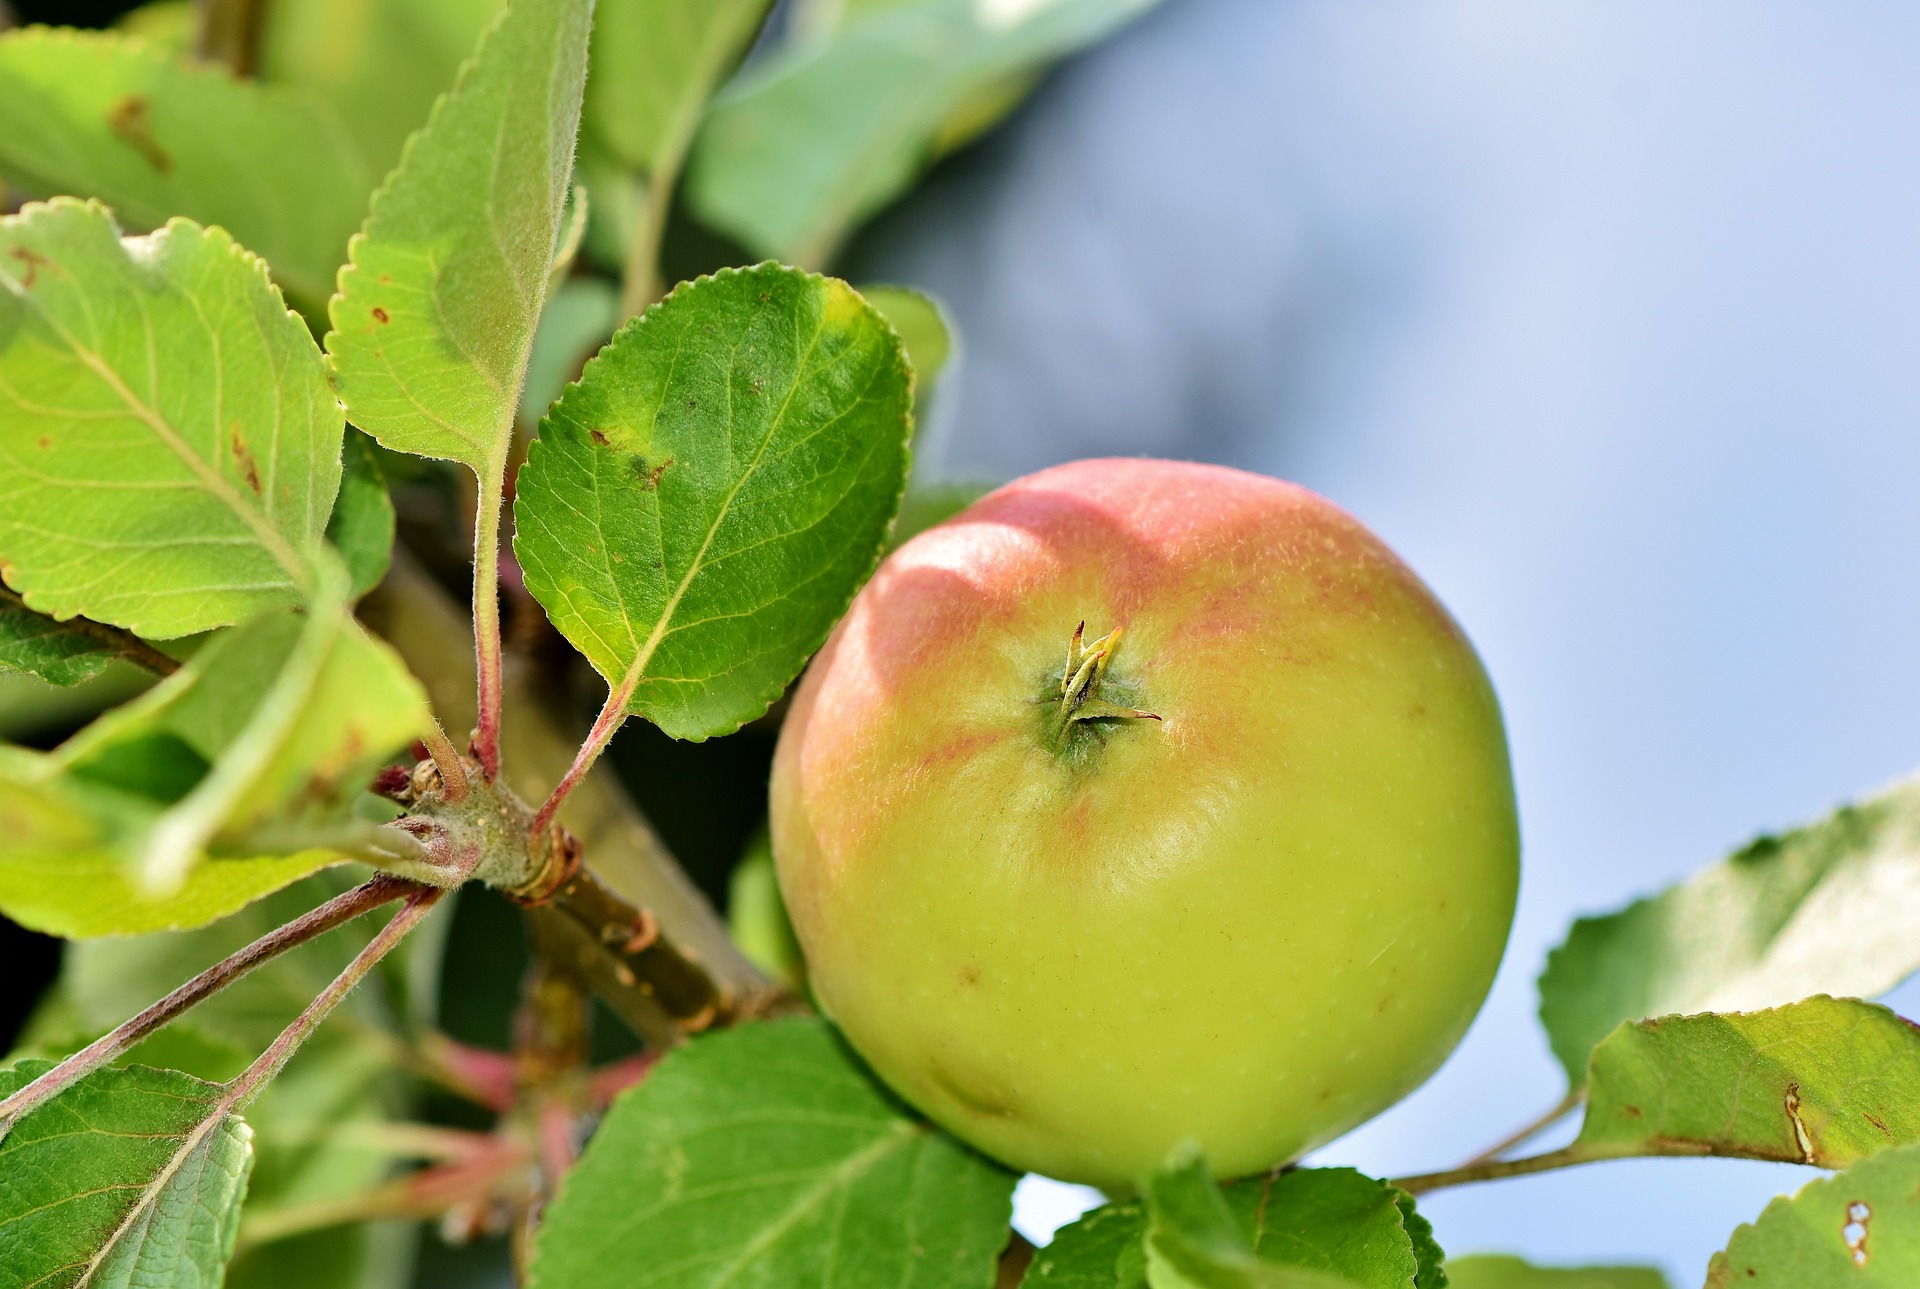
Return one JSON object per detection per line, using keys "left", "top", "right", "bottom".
{"left": 1392, "top": 1145, "right": 1599, "bottom": 1196}
{"left": 0, "top": 875, "right": 427, "bottom": 1133}
{"left": 1388, "top": 1092, "right": 1602, "bottom": 1195}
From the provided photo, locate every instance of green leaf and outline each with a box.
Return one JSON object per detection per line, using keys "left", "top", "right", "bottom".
{"left": 1539, "top": 774, "right": 1920, "bottom": 1089}
{"left": 859, "top": 283, "right": 954, "bottom": 404}
{"left": 528, "top": 1015, "right": 1017, "bottom": 1288}
{"left": 0, "top": 199, "right": 341, "bottom": 638}
{"left": 1041, "top": 1168, "right": 1433, "bottom": 1289}
{"left": 259, "top": 0, "right": 502, "bottom": 202}
{"left": 585, "top": 0, "right": 772, "bottom": 180}
{"left": 0, "top": 836, "right": 340, "bottom": 940}
{"left": 1143, "top": 1150, "right": 1371, "bottom": 1289}
{"left": 324, "top": 0, "right": 593, "bottom": 479}
{"left": 326, "top": 430, "right": 396, "bottom": 600}
{"left": 686, "top": 0, "right": 1164, "bottom": 263}
{"left": 1706, "top": 1139, "right": 1920, "bottom": 1286}
{"left": 520, "top": 276, "right": 621, "bottom": 423}
{"left": 0, "top": 587, "right": 428, "bottom": 933}
{"left": 1394, "top": 1194, "right": 1448, "bottom": 1289}
{"left": 0, "top": 582, "right": 122, "bottom": 686}
{"left": 513, "top": 264, "right": 913, "bottom": 740}
{"left": 0, "top": 28, "right": 376, "bottom": 311}
{"left": 1570, "top": 995, "right": 1920, "bottom": 1169}
{"left": 1445, "top": 1256, "right": 1668, "bottom": 1289}
{"left": 1027, "top": 1202, "right": 1151, "bottom": 1287}
{"left": 0, "top": 1060, "right": 253, "bottom": 1288}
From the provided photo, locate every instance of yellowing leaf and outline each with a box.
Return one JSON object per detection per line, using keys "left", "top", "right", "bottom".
{"left": 0, "top": 200, "right": 340, "bottom": 638}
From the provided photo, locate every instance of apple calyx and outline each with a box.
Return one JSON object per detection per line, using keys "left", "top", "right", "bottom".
{"left": 1053, "top": 620, "right": 1161, "bottom": 748}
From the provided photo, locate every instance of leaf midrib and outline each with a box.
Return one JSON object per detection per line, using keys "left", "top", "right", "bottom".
{"left": 606, "top": 297, "right": 831, "bottom": 711}
{"left": 73, "top": 1100, "right": 238, "bottom": 1287}
{"left": 697, "top": 1119, "right": 921, "bottom": 1289}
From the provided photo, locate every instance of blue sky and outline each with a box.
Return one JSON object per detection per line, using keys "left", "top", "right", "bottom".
{"left": 853, "top": 1, "right": 1920, "bottom": 1277}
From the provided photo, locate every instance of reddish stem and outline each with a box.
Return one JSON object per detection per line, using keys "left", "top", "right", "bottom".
{"left": 0, "top": 876, "right": 421, "bottom": 1130}
{"left": 530, "top": 684, "right": 629, "bottom": 840}
{"left": 471, "top": 463, "right": 506, "bottom": 781}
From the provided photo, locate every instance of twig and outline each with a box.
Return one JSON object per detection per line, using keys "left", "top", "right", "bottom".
{"left": 193, "top": 0, "right": 266, "bottom": 76}
{"left": 0, "top": 875, "right": 421, "bottom": 1130}
{"left": 1391, "top": 1145, "right": 1600, "bottom": 1195}
{"left": 0, "top": 584, "right": 179, "bottom": 678}
{"left": 363, "top": 554, "right": 776, "bottom": 1027}
{"left": 238, "top": 1136, "right": 531, "bottom": 1248}
{"left": 996, "top": 1232, "right": 1037, "bottom": 1289}
{"left": 224, "top": 882, "right": 446, "bottom": 1109}
{"left": 1452, "top": 1090, "right": 1584, "bottom": 1169}
{"left": 533, "top": 867, "right": 728, "bottom": 1033}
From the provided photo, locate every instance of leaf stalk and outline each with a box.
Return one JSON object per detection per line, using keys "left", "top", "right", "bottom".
{"left": 0, "top": 875, "right": 423, "bottom": 1134}
{"left": 471, "top": 459, "right": 508, "bottom": 781}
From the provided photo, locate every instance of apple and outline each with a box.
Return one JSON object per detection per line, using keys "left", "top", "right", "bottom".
{"left": 769, "top": 458, "right": 1518, "bottom": 1190}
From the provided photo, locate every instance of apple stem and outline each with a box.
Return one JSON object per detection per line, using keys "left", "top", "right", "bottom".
{"left": 1052, "top": 620, "right": 1161, "bottom": 748}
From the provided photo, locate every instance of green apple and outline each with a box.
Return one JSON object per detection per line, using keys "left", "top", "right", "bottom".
{"left": 770, "top": 458, "right": 1518, "bottom": 1190}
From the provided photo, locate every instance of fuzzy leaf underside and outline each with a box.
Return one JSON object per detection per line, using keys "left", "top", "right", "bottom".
{"left": 0, "top": 1061, "right": 252, "bottom": 1289}
{"left": 1444, "top": 1256, "right": 1669, "bottom": 1288}
{"left": 585, "top": 0, "right": 772, "bottom": 179}
{"left": 0, "top": 28, "right": 374, "bottom": 312}
{"left": 1538, "top": 773, "right": 1920, "bottom": 1088}
{"left": 1707, "top": 1140, "right": 1920, "bottom": 1286}
{"left": 527, "top": 1016, "right": 1016, "bottom": 1288}
{"left": 0, "top": 593, "right": 426, "bottom": 930}
{"left": 324, "top": 0, "right": 592, "bottom": 473}
{"left": 512, "top": 264, "right": 913, "bottom": 740}
{"left": 686, "top": 0, "right": 1163, "bottom": 263}
{"left": 0, "top": 200, "right": 340, "bottom": 638}
{"left": 0, "top": 586, "right": 121, "bottom": 686}
{"left": 1573, "top": 995, "right": 1920, "bottom": 1169}
{"left": 1034, "top": 1168, "right": 1433, "bottom": 1289}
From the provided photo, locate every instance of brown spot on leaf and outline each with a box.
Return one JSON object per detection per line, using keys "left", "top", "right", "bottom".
{"left": 6, "top": 245, "right": 49, "bottom": 289}
{"left": 107, "top": 95, "right": 172, "bottom": 172}
{"left": 959, "top": 963, "right": 980, "bottom": 987}
{"left": 635, "top": 457, "right": 672, "bottom": 491}
{"left": 371, "top": 306, "right": 390, "bottom": 324}
{"left": 229, "top": 422, "right": 262, "bottom": 493}
{"left": 1623, "top": 1104, "right": 1642, "bottom": 1118}
{"left": 589, "top": 429, "right": 610, "bottom": 446}
{"left": 36, "top": 437, "right": 50, "bottom": 450}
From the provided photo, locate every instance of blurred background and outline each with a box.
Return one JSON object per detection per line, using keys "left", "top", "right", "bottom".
{"left": 844, "top": 1, "right": 1920, "bottom": 1276}
{"left": 8, "top": 0, "right": 1920, "bottom": 1281}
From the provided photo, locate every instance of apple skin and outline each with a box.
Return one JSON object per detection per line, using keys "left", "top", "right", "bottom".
{"left": 770, "top": 459, "right": 1518, "bottom": 1190}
